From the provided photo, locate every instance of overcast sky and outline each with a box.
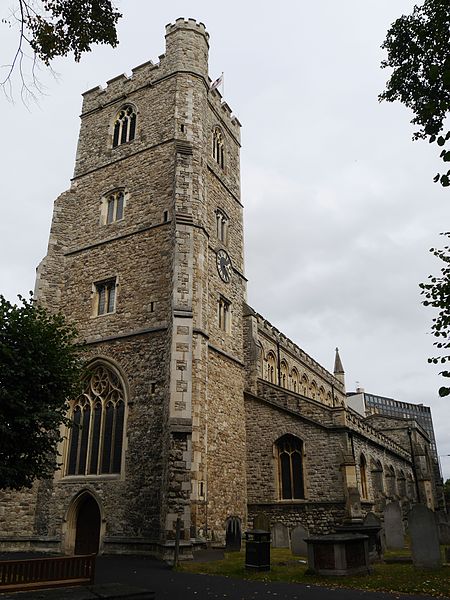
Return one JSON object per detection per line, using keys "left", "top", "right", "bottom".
{"left": 1, "top": 1, "right": 449, "bottom": 479}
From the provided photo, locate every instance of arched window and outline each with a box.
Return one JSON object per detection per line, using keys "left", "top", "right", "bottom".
{"left": 310, "top": 380, "right": 317, "bottom": 400}
{"left": 397, "top": 470, "right": 407, "bottom": 497}
{"left": 66, "top": 362, "right": 126, "bottom": 476}
{"left": 212, "top": 128, "right": 225, "bottom": 168}
{"left": 216, "top": 209, "right": 229, "bottom": 244}
{"left": 386, "top": 464, "right": 396, "bottom": 497}
{"left": 280, "top": 360, "right": 288, "bottom": 388}
{"left": 360, "top": 454, "right": 368, "bottom": 499}
{"left": 371, "top": 458, "right": 384, "bottom": 494}
{"left": 301, "top": 374, "right": 308, "bottom": 396}
{"left": 319, "top": 386, "right": 326, "bottom": 402}
{"left": 276, "top": 435, "right": 305, "bottom": 500}
{"left": 291, "top": 368, "right": 299, "bottom": 393}
{"left": 267, "top": 352, "right": 277, "bottom": 384}
{"left": 113, "top": 105, "right": 137, "bottom": 148}
{"left": 104, "top": 190, "right": 125, "bottom": 224}
{"left": 326, "top": 391, "right": 332, "bottom": 406}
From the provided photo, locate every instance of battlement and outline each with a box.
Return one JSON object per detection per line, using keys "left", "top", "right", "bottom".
{"left": 208, "top": 86, "right": 241, "bottom": 135}
{"left": 165, "top": 18, "right": 209, "bottom": 44}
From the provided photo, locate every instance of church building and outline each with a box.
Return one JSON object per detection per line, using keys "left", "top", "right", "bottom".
{"left": 0, "top": 19, "right": 438, "bottom": 557}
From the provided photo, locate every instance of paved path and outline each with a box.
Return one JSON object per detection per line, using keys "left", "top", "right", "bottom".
{"left": 95, "top": 555, "right": 444, "bottom": 600}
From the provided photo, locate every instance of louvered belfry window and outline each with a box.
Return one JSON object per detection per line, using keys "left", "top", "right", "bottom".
{"left": 66, "top": 363, "right": 125, "bottom": 476}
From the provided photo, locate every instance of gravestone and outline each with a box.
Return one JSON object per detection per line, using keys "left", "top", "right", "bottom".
{"left": 408, "top": 505, "right": 441, "bottom": 569}
{"left": 291, "top": 524, "right": 308, "bottom": 556}
{"left": 383, "top": 501, "right": 404, "bottom": 550}
{"left": 271, "top": 523, "right": 290, "bottom": 548}
{"left": 253, "top": 513, "right": 270, "bottom": 532}
{"left": 225, "top": 516, "right": 242, "bottom": 552}
{"left": 363, "top": 511, "right": 383, "bottom": 558}
{"left": 436, "top": 512, "right": 450, "bottom": 544}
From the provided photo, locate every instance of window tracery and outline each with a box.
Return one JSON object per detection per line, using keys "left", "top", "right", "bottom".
{"left": 276, "top": 435, "right": 305, "bottom": 500}
{"left": 66, "top": 363, "right": 126, "bottom": 476}
{"left": 267, "top": 352, "right": 277, "bottom": 384}
{"left": 113, "top": 105, "right": 137, "bottom": 148}
{"left": 105, "top": 190, "right": 124, "bottom": 224}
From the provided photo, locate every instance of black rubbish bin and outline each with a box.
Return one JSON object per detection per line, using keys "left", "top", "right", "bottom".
{"left": 245, "top": 529, "right": 270, "bottom": 571}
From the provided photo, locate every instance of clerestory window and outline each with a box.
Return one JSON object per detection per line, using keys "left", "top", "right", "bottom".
{"left": 113, "top": 105, "right": 137, "bottom": 148}
{"left": 66, "top": 362, "right": 126, "bottom": 476}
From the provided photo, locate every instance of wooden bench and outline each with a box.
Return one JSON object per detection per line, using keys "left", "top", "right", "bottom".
{"left": 0, "top": 553, "right": 96, "bottom": 593}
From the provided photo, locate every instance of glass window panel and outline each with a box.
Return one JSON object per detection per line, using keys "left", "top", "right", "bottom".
{"left": 112, "top": 402, "right": 125, "bottom": 473}
{"left": 78, "top": 405, "right": 91, "bottom": 475}
{"left": 101, "top": 403, "right": 114, "bottom": 473}
{"left": 120, "top": 119, "right": 128, "bottom": 144}
{"left": 280, "top": 453, "right": 292, "bottom": 499}
{"left": 129, "top": 113, "right": 136, "bottom": 141}
{"left": 107, "top": 284, "right": 116, "bottom": 313}
{"left": 88, "top": 403, "right": 102, "bottom": 474}
{"left": 67, "top": 407, "right": 81, "bottom": 475}
{"left": 98, "top": 286, "right": 106, "bottom": 315}
{"left": 107, "top": 198, "right": 115, "bottom": 224}
{"left": 292, "top": 451, "right": 304, "bottom": 499}
{"left": 116, "top": 193, "right": 124, "bottom": 220}
{"left": 113, "top": 122, "right": 120, "bottom": 148}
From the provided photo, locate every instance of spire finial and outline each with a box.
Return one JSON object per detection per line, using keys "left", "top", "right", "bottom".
{"left": 334, "top": 347, "right": 344, "bottom": 374}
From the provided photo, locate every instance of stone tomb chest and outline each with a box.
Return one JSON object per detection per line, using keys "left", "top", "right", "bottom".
{"left": 305, "top": 533, "right": 370, "bottom": 576}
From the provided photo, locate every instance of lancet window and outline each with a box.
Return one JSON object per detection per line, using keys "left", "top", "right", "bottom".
{"left": 212, "top": 128, "right": 225, "bottom": 168}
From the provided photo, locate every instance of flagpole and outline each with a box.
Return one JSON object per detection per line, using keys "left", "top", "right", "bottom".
{"left": 222, "top": 72, "right": 225, "bottom": 98}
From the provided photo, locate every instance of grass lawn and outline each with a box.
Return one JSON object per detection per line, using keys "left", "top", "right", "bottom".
{"left": 178, "top": 547, "right": 450, "bottom": 598}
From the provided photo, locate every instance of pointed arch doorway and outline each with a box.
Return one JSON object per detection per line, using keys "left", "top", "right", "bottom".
{"left": 74, "top": 494, "right": 101, "bottom": 555}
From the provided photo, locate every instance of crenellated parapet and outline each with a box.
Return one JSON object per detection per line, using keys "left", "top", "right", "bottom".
{"left": 207, "top": 86, "right": 241, "bottom": 140}
{"left": 165, "top": 17, "right": 209, "bottom": 42}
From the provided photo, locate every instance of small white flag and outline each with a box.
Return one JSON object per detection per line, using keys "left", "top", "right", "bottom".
{"left": 210, "top": 73, "right": 224, "bottom": 91}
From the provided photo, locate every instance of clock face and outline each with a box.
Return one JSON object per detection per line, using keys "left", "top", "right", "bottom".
{"left": 216, "top": 249, "right": 232, "bottom": 283}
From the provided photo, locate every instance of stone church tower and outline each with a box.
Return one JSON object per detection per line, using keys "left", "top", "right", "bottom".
{"left": 0, "top": 18, "right": 439, "bottom": 559}
{"left": 5, "top": 18, "right": 247, "bottom": 555}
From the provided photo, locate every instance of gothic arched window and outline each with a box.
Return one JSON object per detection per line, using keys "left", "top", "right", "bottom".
{"left": 276, "top": 435, "right": 305, "bottom": 500}
{"left": 105, "top": 190, "right": 125, "bottom": 224}
{"left": 216, "top": 209, "right": 229, "bottom": 244}
{"left": 267, "top": 352, "right": 277, "bottom": 384}
{"left": 212, "top": 128, "right": 225, "bottom": 168}
{"left": 112, "top": 105, "right": 137, "bottom": 148}
{"left": 291, "top": 368, "right": 299, "bottom": 393}
{"left": 66, "top": 362, "right": 126, "bottom": 476}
